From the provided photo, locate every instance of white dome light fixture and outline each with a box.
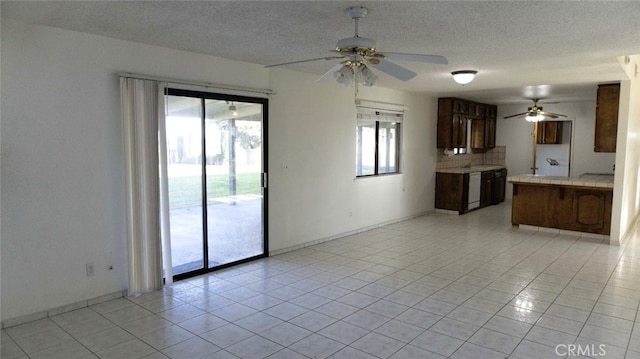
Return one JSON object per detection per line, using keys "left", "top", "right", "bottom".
{"left": 451, "top": 70, "right": 477, "bottom": 85}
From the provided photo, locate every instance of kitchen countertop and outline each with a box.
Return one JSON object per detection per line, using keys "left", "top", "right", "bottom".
{"left": 436, "top": 165, "right": 506, "bottom": 174}
{"left": 508, "top": 173, "right": 614, "bottom": 188}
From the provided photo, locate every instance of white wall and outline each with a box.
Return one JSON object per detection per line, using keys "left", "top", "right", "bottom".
{"left": 268, "top": 68, "right": 436, "bottom": 252}
{"left": 611, "top": 55, "right": 640, "bottom": 245}
{"left": 1, "top": 19, "right": 436, "bottom": 321}
{"left": 497, "top": 100, "right": 616, "bottom": 199}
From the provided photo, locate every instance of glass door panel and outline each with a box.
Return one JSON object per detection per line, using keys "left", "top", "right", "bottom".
{"left": 204, "top": 100, "right": 264, "bottom": 266}
{"left": 166, "top": 95, "right": 205, "bottom": 276}
{"left": 164, "top": 89, "right": 267, "bottom": 280}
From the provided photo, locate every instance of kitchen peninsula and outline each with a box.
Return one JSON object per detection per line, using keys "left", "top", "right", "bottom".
{"left": 509, "top": 174, "right": 614, "bottom": 236}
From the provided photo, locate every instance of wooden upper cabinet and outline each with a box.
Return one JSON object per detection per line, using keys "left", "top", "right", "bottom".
{"left": 467, "top": 103, "right": 485, "bottom": 118}
{"left": 439, "top": 98, "right": 496, "bottom": 150}
{"left": 536, "top": 121, "right": 563, "bottom": 144}
{"left": 594, "top": 83, "right": 620, "bottom": 152}
{"left": 438, "top": 98, "right": 467, "bottom": 149}
{"left": 470, "top": 105, "right": 497, "bottom": 151}
{"left": 453, "top": 99, "right": 467, "bottom": 114}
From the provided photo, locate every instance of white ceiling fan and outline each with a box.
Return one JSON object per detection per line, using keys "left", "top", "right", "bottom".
{"left": 503, "top": 98, "right": 568, "bottom": 122}
{"left": 265, "top": 6, "right": 448, "bottom": 87}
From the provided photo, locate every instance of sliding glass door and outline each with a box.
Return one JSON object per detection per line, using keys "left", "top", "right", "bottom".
{"left": 165, "top": 89, "right": 267, "bottom": 280}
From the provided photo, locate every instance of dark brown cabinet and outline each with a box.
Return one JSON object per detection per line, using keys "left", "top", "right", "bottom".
{"left": 436, "top": 168, "right": 507, "bottom": 214}
{"left": 494, "top": 168, "right": 507, "bottom": 204}
{"left": 435, "top": 172, "right": 468, "bottom": 213}
{"left": 512, "top": 183, "right": 613, "bottom": 235}
{"left": 594, "top": 83, "right": 620, "bottom": 152}
{"left": 536, "top": 121, "right": 563, "bottom": 144}
{"left": 471, "top": 105, "right": 497, "bottom": 151}
{"left": 437, "top": 98, "right": 468, "bottom": 149}
{"left": 480, "top": 171, "right": 495, "bottom": 207}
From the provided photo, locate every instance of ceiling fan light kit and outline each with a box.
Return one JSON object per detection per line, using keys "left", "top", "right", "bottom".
{"left": 265, "top": 5, "right": 448, "bottom": 88}
{"left": 451, "top": 70, "right": 478, "bottom": 85}
{"left": 504, "top": 98, "right": 568, "bottom": 122}
{"left": 525, "top": 114, "right": 545, "bottom": 122}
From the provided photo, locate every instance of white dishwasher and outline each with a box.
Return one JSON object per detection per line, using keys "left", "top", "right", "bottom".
{"left": 468, "top": 172, "right": 481, "bottom": 210}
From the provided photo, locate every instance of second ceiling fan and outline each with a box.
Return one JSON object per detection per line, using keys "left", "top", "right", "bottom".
{"left": 266, "top": 6, "right": 448, "bottom": 86}
{"left": 503, "top": 98, "right": 568, "bottom": 122}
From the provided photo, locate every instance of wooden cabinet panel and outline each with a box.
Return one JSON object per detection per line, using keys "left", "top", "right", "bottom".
{"left": 486, "top": 117, "right": 496, "bottom": 149}
{"left": 438, "top": 98, "right": 496, "bottom": 150}
{"left": 573, "top": 191, "right": 608, "bottom": 231}
{"left": 480, "top": 171, "right": 494, "bottom": 207}
{"left": 470, "top": 119, "right": 485, "bottom": 150}
{"left": 468, "top": 103, "right": 485, "bottom": 118}
{"left": 536, "top": 121, "right": 563, "bottom": 144}
{"left": 453, "top": 99, "right": 467, "bottom": 114}
{"left": 438, "top": 98, "right": 468, "bottom": 149}
{"left": 595, "top": 83, "right": 620, "bottom": 152}
{"left": 470, "top": 118, "right": 496, "bottom": 150}
{"left": 435, "top": 172, "right": 468, "bottom": 212}
{"left": 494, "top": 169, "right": 507, "bottom": 204}
{"left": 512, "top": 183, "right": 613, "bottom": 235}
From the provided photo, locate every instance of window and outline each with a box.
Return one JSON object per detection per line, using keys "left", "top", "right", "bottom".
{"left": 356, "top": 109, "right": 402, "bottom": 177}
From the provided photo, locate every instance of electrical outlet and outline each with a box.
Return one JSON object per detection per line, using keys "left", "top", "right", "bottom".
{"left": 86, "top": 263, "right": 95, "bottom": 277}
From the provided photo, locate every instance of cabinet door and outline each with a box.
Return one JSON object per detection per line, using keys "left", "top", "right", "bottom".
{"left": 470, "top": 119, "right": 486, "bottom": 150}
{"left": 453, "top": 99, "right": 467, "bottom": 114}
{"left": 435, "top": 173, "right": 467, "bottom": 212}
{"left": 486, "top": 118, "right": 496, "bottom": 149}
{"left": 595, "top": 84, "right": 620, "bottom": 152}
{"left": 453, "top": 115, "right": 467, "bottom": 148}
{"left": 536, "top": 121, "right": 562, "bottom": 144}
{"left": 544, "top": 121, "right": 562, "bottom": 144}
{"left": 495, "top": 173, "right": 506, "bottom": 204}
{"left": 480, "top": 171, "right": 495, "bottom": 207}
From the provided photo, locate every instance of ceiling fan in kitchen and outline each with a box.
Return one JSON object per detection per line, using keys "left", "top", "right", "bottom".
{"left": 503, "top": 98, "right": 568, "bottom": 122}
{"left": 265, "top": 6, "right": 448, "bottom": 87}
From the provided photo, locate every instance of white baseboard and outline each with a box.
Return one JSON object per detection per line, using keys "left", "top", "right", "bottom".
{"left": 269, "top": 210, "right": 435, "bottom": 256}
{"left": 2, "top": 290, "right": 126, "bottom": 329}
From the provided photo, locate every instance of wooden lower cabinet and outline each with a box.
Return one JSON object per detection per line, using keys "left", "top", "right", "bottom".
{"left": 435, "top": 172, "right": 468, "bottom": 213}
{"left": 512, "top": 183, "right": 613, "bottom": 235}
{"left": 436, "top": 169, "right": 507, "bottom": 214}
{"left": 480, "top": 171, "right": 495, "bottom": 207}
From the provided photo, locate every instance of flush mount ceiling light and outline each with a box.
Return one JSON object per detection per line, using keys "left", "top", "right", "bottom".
{"left": 451, "top": 70, "right": 477, "bottom": 85}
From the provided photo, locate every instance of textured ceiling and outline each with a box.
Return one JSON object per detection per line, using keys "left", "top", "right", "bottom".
{"left": 3, "top": 1, "right": 640, "bottom": 103}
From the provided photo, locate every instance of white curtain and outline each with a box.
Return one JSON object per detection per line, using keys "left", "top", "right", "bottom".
{"left": 120, "top": 77, "right": 165, "bottom": 296}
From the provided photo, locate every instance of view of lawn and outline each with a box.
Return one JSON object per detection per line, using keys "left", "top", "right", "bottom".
{"left": 169, "top": 172, "right": 261, "bottom": 209}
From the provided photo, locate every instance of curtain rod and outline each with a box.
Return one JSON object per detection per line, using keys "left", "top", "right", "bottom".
{"left": 117, "top": 72, "right": 276, "bottom": 95}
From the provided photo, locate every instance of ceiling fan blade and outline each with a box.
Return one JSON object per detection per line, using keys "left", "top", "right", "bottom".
{"left": 265, "top": 56, "right": 345, "bottom": 68}
{"left": 503, "top": 112, "right": 528, "bottom": 119}
{"left": 539, "top": 111, "right": 568, "bottom": 118}
{"left": 370, "top": 58, "right": 417, "bottom": 81}
{"left": 316, "top": 63, "right": 344, "bottom": 83}
{"left": 382, "top": 52, "right": 448, "bottom": 65}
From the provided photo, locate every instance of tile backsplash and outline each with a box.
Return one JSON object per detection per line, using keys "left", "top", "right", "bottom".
{"left": 436, "top": 146, "right": 506, "bottom": 169}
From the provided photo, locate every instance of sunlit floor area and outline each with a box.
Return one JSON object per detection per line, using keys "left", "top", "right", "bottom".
{"left": 4, "top": 203, "right": 640, "bottom": 359}
{"left": 170, "top": 197, "right": 264, "bottom": 276}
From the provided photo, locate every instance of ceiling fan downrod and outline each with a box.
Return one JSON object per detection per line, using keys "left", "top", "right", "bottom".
{"left": 346, "top": 6, "right": 368, "bottom": 38}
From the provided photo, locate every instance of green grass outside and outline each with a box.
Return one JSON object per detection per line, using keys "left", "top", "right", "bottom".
{"left": 169, "top": 172, "right": 261, "bottom": 209}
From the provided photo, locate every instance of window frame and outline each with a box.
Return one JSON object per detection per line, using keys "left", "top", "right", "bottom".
{"left": 356, "top": 109, "right": 402, "bottom": 178}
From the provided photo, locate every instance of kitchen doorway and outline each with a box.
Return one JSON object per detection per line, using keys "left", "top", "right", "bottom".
{"left": 534, "top": 119, "right": 573, "bottom": 176}
{"left": 164, "top": 88, "right": 268, "bottom": 281}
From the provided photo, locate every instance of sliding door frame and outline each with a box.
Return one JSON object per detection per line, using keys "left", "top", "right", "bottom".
{"left": 166, "top": 88, "right": 268, "bottom": 282}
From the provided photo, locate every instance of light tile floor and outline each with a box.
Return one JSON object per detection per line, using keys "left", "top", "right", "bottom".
{"left": 4, "top": 203, "right": 640, "bottom": 358}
